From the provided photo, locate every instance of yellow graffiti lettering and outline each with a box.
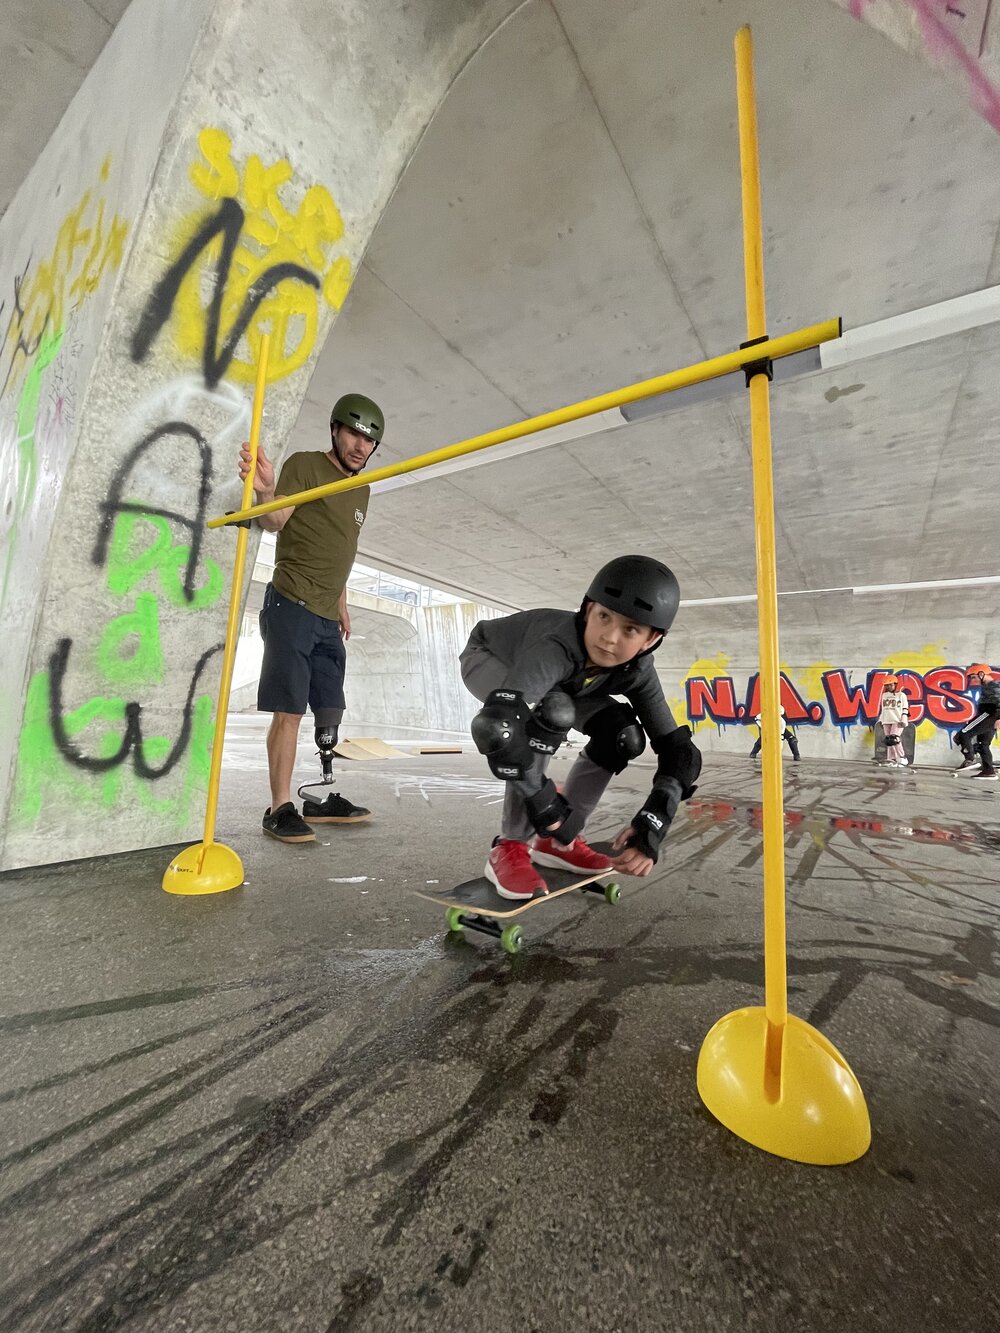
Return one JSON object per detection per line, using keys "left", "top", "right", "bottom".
{"left": 173, "top": 127, "right": 353, "bottom": 384}
{"left": 2, "top": 158, "right": 129, "bottom": 394}
{"left": 189, "top": 127, "right": 240, "bottom": 200}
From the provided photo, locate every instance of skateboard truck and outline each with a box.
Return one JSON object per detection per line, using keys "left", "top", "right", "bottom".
{"left": 444, "top": 880, "right": 621, "bottom": 954}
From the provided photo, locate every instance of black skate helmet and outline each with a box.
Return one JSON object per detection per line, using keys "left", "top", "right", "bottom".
{"left": 585, "top": 555, "right": 680, "bottom": 634}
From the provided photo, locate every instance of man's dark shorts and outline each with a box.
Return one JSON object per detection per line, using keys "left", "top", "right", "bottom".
{"left": 258, "top": 582, "right": 346, "bottom": 716}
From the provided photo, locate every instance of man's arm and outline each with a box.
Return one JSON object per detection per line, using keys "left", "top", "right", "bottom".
{"left": 339, "top": 587, "right": 351, "bottom": 640}
{"left": 238, "top": 442, "right": 294, "bottom": 530}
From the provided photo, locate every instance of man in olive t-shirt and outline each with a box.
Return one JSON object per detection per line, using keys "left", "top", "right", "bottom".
{"left": 238, "top": 393, "right": 385, "bottom": 844}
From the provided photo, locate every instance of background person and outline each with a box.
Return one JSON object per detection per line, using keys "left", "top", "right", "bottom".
{"left": 749, "top": 708, "right": 800, "bottom": 762}
{"left": 956, "top": 663, "right": 1000, "bottom": 781}
{"left": 877, "top": 673, "right": 910, "bottom": 767}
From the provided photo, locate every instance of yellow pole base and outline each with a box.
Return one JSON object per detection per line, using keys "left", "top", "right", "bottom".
{"left": 162, "top": 842, "right": 244, "bottom": 896}
{"left": 697, "top": 1007, "right": 871, "bottom": 1165}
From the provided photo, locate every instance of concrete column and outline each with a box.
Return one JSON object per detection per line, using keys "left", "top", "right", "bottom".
{"left": 0, "top": 0, "right": 520, "bottom": 870}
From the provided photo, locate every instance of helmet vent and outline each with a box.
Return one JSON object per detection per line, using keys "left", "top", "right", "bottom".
{"left": 635, "top": 597, "right": 653, "bottom": 612}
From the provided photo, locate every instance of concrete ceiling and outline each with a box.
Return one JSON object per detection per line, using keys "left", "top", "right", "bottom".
{"left": 300, "top": 0, "right": 1000, "bottom": 642}
{"left": 0, "top": 0, "right": 131, "bottom": 217}
{"left": 4, "top": 0, "right": 999, "bottom": 647}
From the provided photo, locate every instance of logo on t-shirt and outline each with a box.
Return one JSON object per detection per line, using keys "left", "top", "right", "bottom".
{"left": 354, "top": 508, "right": 365, "bottom": 527}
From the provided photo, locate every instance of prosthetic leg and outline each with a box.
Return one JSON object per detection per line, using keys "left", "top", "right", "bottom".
{"left": 296, "top": 709, "right": 371, "bottom": 823}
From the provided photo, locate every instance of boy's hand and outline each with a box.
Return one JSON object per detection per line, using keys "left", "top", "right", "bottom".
{"left": 239, "top": 441, "right": 275, "bottom": 498}
{"left": 611, "top": 826, "right": 655, "bottom": 877}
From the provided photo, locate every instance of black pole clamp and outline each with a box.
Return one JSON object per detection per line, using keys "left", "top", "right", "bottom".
{"left": 740, "top": 334, "right": 774, "bottom": 387}
{"left": 225, "top": 510, "right": 253, "bottom": 530}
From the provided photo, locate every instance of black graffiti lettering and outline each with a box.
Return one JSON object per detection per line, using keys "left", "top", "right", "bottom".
{"left": 47, "top": 638, "right": 222, "bottom": 778}
{"left": 91, "top": 422, "right": 212, "bottom": 603}
{"left": 130, "top": 196, "right": 319, "bottom": 388}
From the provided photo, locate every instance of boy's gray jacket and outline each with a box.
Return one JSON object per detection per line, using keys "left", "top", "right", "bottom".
{"left": 463, "top": 609, "right": 679, "bottom": 742}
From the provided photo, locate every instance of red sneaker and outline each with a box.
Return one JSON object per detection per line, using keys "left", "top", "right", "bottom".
{"left": 485, "top": 839, "right": 547, "bottom": 900}
{"left": 530, "top": 836, "right": 614, "bottom": 874}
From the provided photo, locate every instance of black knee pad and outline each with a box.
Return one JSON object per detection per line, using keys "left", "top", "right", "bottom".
{"left": 526, "top": 690, "right": 575, "bottom": 758}
{"left": 583, "top": 702, "right": 646, "bottom": 775}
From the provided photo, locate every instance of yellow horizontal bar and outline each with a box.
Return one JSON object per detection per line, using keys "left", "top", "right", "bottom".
{"left": 208, "top": 317, "right": 841, "bottom": 528}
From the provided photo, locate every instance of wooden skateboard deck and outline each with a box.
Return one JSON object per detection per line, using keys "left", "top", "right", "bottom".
{"left": 414, "top": 844, "right": 620, "bottom": 953}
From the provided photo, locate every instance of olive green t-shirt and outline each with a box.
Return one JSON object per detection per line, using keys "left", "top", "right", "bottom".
{"left": 270, "top": 450, "right": 370, "bottom": 621}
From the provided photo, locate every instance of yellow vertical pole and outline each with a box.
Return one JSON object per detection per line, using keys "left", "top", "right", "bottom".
{"left": 695, "top": 28, "right": 870, "bottom": 1164}
{"left": 162, "top": 334, "right": 270, "bottom": 895}
{"left": 735, "top": 26, "right": 787, "bottom": 1048}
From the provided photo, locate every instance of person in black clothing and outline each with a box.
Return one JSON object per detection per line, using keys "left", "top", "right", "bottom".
{"left": 460, "top": 555, "right": 702, "bottom": 899}
{"left": 749, "top": 709, "right": 800, "bottom": 762}
{"left": 956, "top": 663, "right": 1000, "bottom": 780}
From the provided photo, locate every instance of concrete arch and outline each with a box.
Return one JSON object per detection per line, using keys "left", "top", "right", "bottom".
{"left": 2, "top": 0, "right": 998, "bottom": 867}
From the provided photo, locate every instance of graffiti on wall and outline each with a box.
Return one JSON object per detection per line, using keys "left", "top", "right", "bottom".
{"left": 0, "top": 160, "right": 129, "bottom": 613}
{"left": 849, "top": 0, "right": 1000, "bottom": 134}
{"left": 682, "top": 653, "right": 985, "bottom": 741}
{"left": 12, "top": 127, "right": 351, "bottom": 835}
{"left": 131, "top": 127, "right": 353, "bottom": 386}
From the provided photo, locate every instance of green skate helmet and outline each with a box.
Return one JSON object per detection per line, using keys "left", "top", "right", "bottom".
{"left": 330, "top": 393, "right": 384, "bottom": 446}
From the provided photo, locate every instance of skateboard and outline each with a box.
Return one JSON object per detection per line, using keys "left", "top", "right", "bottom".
{"left": 414, "top": 845, "right": 621, "bottom": 954}
{"left": 873, "top": 721, "right": 916, "bottom": 766}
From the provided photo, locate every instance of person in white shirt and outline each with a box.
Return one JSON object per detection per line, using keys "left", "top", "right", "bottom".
{"left": 749, "top": 709, "right": 800, "bottom": 761}
{"left": 878, "top": 673, "right": 910, "bottom": 766}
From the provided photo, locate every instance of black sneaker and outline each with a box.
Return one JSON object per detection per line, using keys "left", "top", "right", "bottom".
{"left": 971, "top": 769, "right": 999, "bottom": 782}
{"left": 301, "top": 792, "right": 371, "bottom": 824}
{"left": 262, "top": 802, "right": 316, "bottom": 843}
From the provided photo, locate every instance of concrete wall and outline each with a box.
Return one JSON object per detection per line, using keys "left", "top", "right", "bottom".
{"left": 659, "top": 614, "right": 1000, "bottom": 764}
{"left": 333, "top": 601, "right": 996, "bottom": 767}
{"left": 321, "top": 600, "right": 499, "bottom": 736}
{"left": 0, "top": 0, "right": 521, "bottom": 870}
{"left": 0, "top": 0, "right": 216, "bottom": 863}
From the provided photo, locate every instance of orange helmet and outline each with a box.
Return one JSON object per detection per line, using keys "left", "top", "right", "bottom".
{"left": 882, "top": 673, "right": 899, "bottom": 688}
{"left": 967, "top": 662, "right": 993, "bottom": 680}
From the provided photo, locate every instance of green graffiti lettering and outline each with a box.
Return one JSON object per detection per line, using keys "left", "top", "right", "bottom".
{"left": 105, "top": 510, "right": 223, "bottom": 609}
{"left": 14, "top": 326, "right": 65, "bottom": 517}
{"left": 105, "top": 512, "right": 174, "bottom": 597}
{"left": 96, "top": 591, "right": 164, "bottom": 688}
{"left": 14, "top": 671, "right": 130, "bottom": 820}
{"left": 159, "top": 542, "right": 224, "bottom": 610}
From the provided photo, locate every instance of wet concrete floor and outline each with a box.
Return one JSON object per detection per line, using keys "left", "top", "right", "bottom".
{"left": 1, "top": 716, "right": 998, "bottom": 1332}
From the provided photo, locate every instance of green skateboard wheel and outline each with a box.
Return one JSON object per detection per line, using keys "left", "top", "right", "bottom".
{"left": 604, "top": 881, "right": 621, "bottom": 905}
{"left": 446, "top": 907, "right": 465, "bottom": 933}
{"left": 500, "top": 924, "right": 524, "bottom": 954}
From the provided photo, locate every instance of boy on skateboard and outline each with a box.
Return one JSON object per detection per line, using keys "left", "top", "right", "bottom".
{"left": 460, "top": 555, "right": 702, "bottom": 899}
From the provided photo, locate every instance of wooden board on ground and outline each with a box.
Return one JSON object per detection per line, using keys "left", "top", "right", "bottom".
{"left": 333, "top": 736, "right": 408, "bottom": 761}
{"left": 332, "top": 740, "right": 384, "bottom": 762}
{"left": 350, "top": 736, "right": 409, "bottom": 758}
{"left": 413, "top": 843, "right": 620, "bottom": 953}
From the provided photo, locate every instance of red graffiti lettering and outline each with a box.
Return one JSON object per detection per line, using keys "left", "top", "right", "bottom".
{"left": 923, "top": 667, "right": 976, "bottom": 726}
{"left": 744, "top": 673, "right": 813, "bottom": 723}
{"left": 686, "top": 676, "right": 738, "bottom": 723}
{"left": 823, "top": 670, "right": 886, "bottom": 725}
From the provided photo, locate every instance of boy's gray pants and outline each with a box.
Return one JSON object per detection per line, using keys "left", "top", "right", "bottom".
{"left": 460, "top": 642, "right": 618, "bottom": 842}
